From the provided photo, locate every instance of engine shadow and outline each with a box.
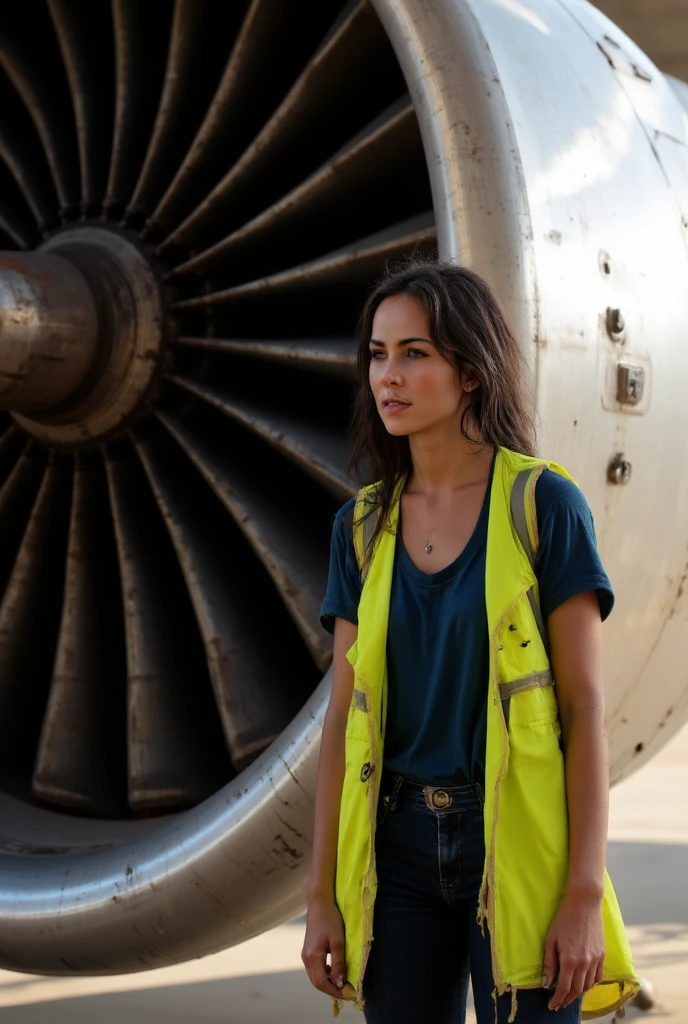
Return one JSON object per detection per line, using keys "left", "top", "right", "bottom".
{"left": 607, "top": 841, "right": 688, "bottom": 926}
{"left": 0, "top": 970, "right": 341, "bottom": 1023}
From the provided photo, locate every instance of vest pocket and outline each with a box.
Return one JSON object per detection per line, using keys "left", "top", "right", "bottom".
{"left": 500, "top": 670, "right": 558, "bottom": 730}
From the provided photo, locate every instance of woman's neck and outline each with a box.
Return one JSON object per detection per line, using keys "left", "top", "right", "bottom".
{"left": 405, "top": 430, "right": 494, "bottom": 498}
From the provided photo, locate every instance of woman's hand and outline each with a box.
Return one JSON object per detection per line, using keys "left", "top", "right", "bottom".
{"left": 542, "top": 890, "right": 605, "bottom": 1011}
{"left": 301, "top": 896, "right": 348, "bottom": 997}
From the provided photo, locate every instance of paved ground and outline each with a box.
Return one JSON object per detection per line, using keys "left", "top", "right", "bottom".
{"left": 0, "top": 724, "right": 686, "bottom": 1023}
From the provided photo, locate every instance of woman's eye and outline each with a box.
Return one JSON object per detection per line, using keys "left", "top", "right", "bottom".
{"left": 407, "top": 348, "right": 426, "bottom": 358}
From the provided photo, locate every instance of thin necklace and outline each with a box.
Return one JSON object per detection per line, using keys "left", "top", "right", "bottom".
{"left": 401, "top": 506, "right": 438, "bottom": 555}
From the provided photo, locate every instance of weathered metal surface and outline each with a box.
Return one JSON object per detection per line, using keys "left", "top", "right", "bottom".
{"left": 175, "top": 336, "right": 356, "bottom": 378}
{"left": 169, "top": 375, "right": 355, "bottom": 501}
{"left": 667, "top": 73, "right": 688, "bottom": 113}
{"left": 158, "top": 0, "right": 400, "bottom": 254}
{"left": 157, "top": 411, "right": 333, "bottom": 669}
{"left": 0, "top": 671, "right": 328, "bottom": 973}
{"left": 373, "top": 0, "right": 539, "bottom": 371}
{"left": 595, "top": 0, "right": 688, "bottom": 83}
{"left": 0, "top": 252, "right": 98, "bottom": 412}
{"left": 169, "top": 96, "right": 420, "bottom": 280}
{"left": 105, "top": 0, "right": 173, "bottom": 215}
{"left": 0, "top": 8, "right": 78, "bottom": 213}
{"left": 171, "top": 211, "right": 436, "bottom": 310}
{"left": 105, "top": 445, "right": 221, "bottom": 811}
{"left": 146, "top": 0, "right": 322, "bottom": 239}
{"left": 0, "top": 458, "right": 71, "bottom": 769}
{"left": 32, "top": 454, "right": 127, "bottom": 816}
{"left": 126, "top": 0, "right": 236, "bottom": 224}
{"left": 13, "top": 227, "right": 164, "bottom": 446}
{"left": 134, "top": 432, "right": 304, "bottom": 770}
{"left": 0, "top": 124, "right": 55, "bottom": 229}
{"left": 47, "top": 0, "right": 112, "bottom": 212}
{"left": 0, "top": 447, "right": 46, "bottom": 600}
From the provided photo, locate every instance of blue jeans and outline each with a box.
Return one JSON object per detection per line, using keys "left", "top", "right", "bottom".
{"left": 362, "top": 769, "right": 582, "bottom": 1024}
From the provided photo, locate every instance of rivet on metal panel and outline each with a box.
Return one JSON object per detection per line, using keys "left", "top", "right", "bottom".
{"left": 598, "top": 251, "right": 612, "bottom": 277}
{"left": 606, "top": 307, "right": 626, "bottom": 342}
{"left": 607, "top": 453, "right": 632, "bottom": 486}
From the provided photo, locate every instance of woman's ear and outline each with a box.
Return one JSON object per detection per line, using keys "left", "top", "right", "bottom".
{"left": 461, "top": 371, "right": 480, "bottom": 394}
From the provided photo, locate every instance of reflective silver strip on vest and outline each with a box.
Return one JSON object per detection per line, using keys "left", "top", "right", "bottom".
{"left": 352, "top": 688, "right": 367, "bottom": 713}
{"left": 510, "top": 471, "right": 551, "bottom": 657}
{"left": 500, "top": 670, "right": 555, "bottom": 728}
{"left": 526, "top": 586, "right": 550, "bottom": 657}
{"left": 363, "top": 510, "right": 377, "bottom": 577}
{"left": 358, "top": 504, "right": 380, "bottom": 583}
{"left": 499, "top": 670, "right": 555, "bottom": 701}
{"left": 510, "top": 470, "right": 534, "bottom": 570}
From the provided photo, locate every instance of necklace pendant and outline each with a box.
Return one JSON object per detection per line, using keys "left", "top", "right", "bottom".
{"left": 425, "top": 541, "right": 433, "bottom": 554}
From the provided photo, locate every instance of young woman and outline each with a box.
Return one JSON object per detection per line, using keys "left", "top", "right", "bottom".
{"left": 301, "top": 260, "right": 637, "bottom": 1023}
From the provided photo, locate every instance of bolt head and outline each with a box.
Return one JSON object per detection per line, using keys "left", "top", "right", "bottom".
{"left": 606, "top": 307, "right": 626, "bottom": 341}
{"left": 607, "top": 453, "right": 632, "bottom": 485}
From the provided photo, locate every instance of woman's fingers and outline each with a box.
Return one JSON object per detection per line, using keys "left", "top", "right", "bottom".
{"left": 582, "top": 962, "right": 598, "bottom": 996}
{"left": 302, "top": 941, "right": 347, "bottom": 996}
{"left": 548, "top": 959, "right": 574, "bottom": 1010}
{"left": 329, "top": 936, "right": 347, "bottom": 990}
{"left": 594, "top": 954, "right": 605, "bottom": 985}
{"left": 563, "top": 966, "right": 587, "bottom": 1007}
{"left": 301, "top": 902, "right": 348, "bottom": 996}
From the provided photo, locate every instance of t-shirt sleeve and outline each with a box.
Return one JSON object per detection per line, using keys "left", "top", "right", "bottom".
{"left": 319, "top": 497, "right": 362, "bottom": 635}
{"left": 534, "top": 470, "right": 614, "bottom": 623}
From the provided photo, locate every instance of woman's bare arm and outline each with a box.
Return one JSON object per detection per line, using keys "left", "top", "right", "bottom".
{"left": 543, "top": 589, "right": 608, "bottom": 1010}
{"left": 302, "top": 616, "right": 358, "bottom": 995}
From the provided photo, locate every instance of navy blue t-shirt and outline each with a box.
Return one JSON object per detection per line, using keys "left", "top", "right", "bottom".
{"left": 319, "top": 462, "right": 614, "bottom": 787}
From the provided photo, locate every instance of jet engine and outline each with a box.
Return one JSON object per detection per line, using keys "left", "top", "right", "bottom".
{"left": 0, "top": 0, "right": 686, "bottom": 975}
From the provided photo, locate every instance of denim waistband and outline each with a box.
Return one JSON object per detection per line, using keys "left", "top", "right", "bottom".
{"left": 379, "top": 767, "right": 484, "bottom": 815}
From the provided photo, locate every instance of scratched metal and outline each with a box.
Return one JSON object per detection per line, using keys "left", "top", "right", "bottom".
{"left": 0, "top": 671, "right": 329, "bottom": 973}
{"left": 168, "top": 97, "right": 421, "bottom": 280}
{"left": 11, "top": 226, "right": 165, "bottom": 447}
{"left": 0, "top": 252, "right": 98, "bottom": 411}
{"left": 158, "top": 1, "right": 399, "bottom": 255}
{"left": 156, "top": 411, "right": 334, "bottom": 670}
{"left": 168, "top": 374, "right": 356, "bottom": 502}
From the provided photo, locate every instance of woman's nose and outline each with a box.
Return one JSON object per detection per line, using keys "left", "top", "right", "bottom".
{"left": 381, "top": 359, "right": 403, "bottom": 385}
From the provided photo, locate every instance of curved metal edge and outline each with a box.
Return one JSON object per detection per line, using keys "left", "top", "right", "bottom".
{"left": 371, "top": 0, "right": 539, "bottom": 391}
{"left": 666, "top": 74, "right": 688, "bottom": 115}
{"left": 0, "top": 670, "right": 330, "bottom": 975}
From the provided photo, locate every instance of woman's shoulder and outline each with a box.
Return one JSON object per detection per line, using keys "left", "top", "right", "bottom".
{"left": 333, "top": 496, "right": 358, "bottom": 529}
{"left": 535, "top": 466, "right": 591, "bottom": 515}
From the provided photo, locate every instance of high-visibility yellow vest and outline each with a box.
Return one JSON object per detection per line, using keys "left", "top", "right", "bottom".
{"left": 333, "top": 446, "right": 639, "bottom": 1021}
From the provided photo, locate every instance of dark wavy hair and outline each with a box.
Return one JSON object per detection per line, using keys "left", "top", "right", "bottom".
{"left": 348, "top": 258, "right": 536, "bottom": 556}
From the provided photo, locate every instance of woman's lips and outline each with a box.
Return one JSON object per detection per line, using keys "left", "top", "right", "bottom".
{"left": 382, "top": 400, "right": 411, "bottom": 414}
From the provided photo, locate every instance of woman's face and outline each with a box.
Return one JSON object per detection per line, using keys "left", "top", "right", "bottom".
{"left": 368, "top": 293, "right": 475, "bottom": 437}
